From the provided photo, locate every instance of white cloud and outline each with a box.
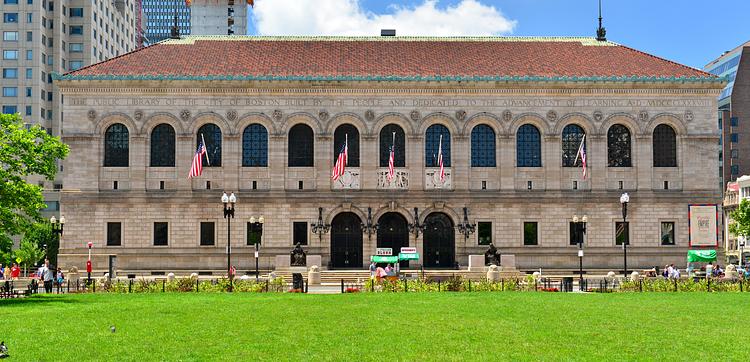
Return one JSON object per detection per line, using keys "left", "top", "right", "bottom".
{"left": 251, "top": 0, "right": 516, "bottom": 36}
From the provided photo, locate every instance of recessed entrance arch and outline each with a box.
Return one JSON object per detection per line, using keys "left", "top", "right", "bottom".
{"left": 330, "top": 212, "right": 363, "bottom": 269}
{"left": 376, "top": 212, "right": 410, "bottom": 268}
{"left": 423, "top": 212, "right": 455, "bottom": 268}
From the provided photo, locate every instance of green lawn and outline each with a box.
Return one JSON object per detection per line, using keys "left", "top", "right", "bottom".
{"left": 2, "top": 292, "right": 749, "bottom": 361}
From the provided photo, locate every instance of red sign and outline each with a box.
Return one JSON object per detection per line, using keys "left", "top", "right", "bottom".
{"left": 86, "top": 260, "right": 92, "bottom": 273}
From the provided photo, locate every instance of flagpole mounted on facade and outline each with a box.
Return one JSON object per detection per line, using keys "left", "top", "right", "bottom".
{"left": 201, "top": 133, "right": 210, "bottom": 166}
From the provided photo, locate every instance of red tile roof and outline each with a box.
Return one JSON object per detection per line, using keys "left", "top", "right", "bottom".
{"left": 64, "top": 36, "right": 715, "bottom": 81}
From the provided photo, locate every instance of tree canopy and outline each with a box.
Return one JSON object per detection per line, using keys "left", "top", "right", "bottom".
{"left": 729, "top": 198, "right": 750, "bottom": 243}
{"left": 0, "top": 113, "right": 69, "bottom": 254}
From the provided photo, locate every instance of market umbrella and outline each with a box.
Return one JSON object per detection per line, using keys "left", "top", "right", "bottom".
{"left": 686, "top": 250, "right": 717, "bottom": 263}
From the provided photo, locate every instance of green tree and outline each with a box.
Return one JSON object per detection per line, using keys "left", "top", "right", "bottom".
{"left": 729, "top": 198, "right": 750, "bottom": 243}
{"left": 22, "top": 222, "right": 57, "bottom": 265}
{"left": 0, "top": 113, "right": 69, "bottom": 255}
{"left": 13, "top": 239, "right": 45, "bottom": 276}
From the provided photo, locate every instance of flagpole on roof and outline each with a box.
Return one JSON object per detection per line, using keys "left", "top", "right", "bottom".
{"left": 201, "top": 133, "right": 210, "bottom": 166}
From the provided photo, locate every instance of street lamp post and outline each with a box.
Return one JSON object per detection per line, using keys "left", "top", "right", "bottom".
{"left": 249, "top": 216, "right": 264, "bottom": 281}
{"left": 457, "top": 207, "right": 476, "bottom": 242}
{"left": 573, "top": 215, "right": 587, "bottom": 290}
{"left": 311, "top": 207, "right": 331, "bottom": 241}
{"left": 222, "top": 192, "right": 236, "bottom": 291}
{"left": 86, "top": 241, "right": 93, "bottom": 283}
{"left": 620, "top": 193, "right": 630, "bottom": 277}
{"left": 50, "top": 215, "right": 64, "bottom": 266}
{"left": 740, "top": 239, "right": 746, "bottom": 270}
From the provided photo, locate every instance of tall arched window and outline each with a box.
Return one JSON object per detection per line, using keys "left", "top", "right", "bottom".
{"left": 104, "top": 123, "right": 129, "bottom": 167}
{"left": 607, "top": 124, "right": 632, "bottom": 167}
{"left": 516, "top": 124, "right": 541, "bottom": 167}
{"left": 471, "top": 124, "right": 496, "bottom": 167}
{"left": 242, "top": 123, "right": 268, "bottom": 167}
{"left": 333, "top": 124, "right": 360, "bottom": 167}
{"left": 379, "top": 124, "right": 405, "bottom": 167}
{"left": 425, "top": 124, "right": 451, "bottom": 167}
{"left": 197, "top": 123, "right": 222, "bottom": 167}
{"left": 288, "top": 124, "right": 314, "bottom": 167}
{"left": 561, "top": 124, "right": 585, "bottom": 167}
{"left": 653, "top": 124, "right": 677, "bottom": 167}
{"left": 150, "top": 123, "right": 175, "bottom": 167}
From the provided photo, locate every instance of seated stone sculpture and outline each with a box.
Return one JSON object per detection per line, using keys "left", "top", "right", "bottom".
{"left": 484, "top": 243, "right": 501, "bottom": 266}
{"left": 290, "top": 243, "right": 307, "bottom": 266}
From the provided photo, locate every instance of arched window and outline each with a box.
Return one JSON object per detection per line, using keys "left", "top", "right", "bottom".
{"left": 197, "top": 123, "right": 222, "bottom": 167}
{"left": 288, "top": 124, "right": 314, "bottom": 167}
{"left": 150, "top": 123, "right": 175, "bottom": 167}
{"left": 333, "top": 124, "right": 360, "bottom": 167}
{"left": 242, "top": 124, "right": 268, "bottom": 167}
{"left": 104, "top": 123, "right": 129, "bottom": 167}
{"left": 653, "top": 124, "right": 677, "bottom": 167}
{"left": 607, "top": 124, "right": 632, "bottom": 167}
{"left": 561, "top": 124, "right": 585, "bottom": 167}
{"left": 516, "top": 124, "right": 541, "bottom": 167}
{"left": 425, "top": 124, "right": 451, "bottom": 167}
{"left": 379, "top": 124, "right": 405, "bottom": 167}
{"left": 471, "top": 124, "right": 496, "bottom": 167}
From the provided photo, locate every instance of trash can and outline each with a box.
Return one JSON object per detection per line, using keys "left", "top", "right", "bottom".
{"left": 292, "top": 273, "right": 304, "bottom": 290}
{"left": 562, "top": 277, "right": 574, "bottom": 292}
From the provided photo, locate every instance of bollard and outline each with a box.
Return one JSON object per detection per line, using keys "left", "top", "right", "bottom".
{"left": 370, "top": 279, "right": 375, "bottom": 292}
{"left": 305, "top": 279, "right": 308, "bottom": 294}
{"left": 129, "top": 280, "right": 132, "bottom": 293}
{"left": 468, "top": 279, "right": 471, "bottom": 292}
{"left": 707, "top": 277, "right": 711, "bottom": 292}
{"left": 501, "top": 279, "right": 505, "bottom": 291}
{"left": 741, "top": 280, "right": 744, "bottom": 292}
{"left": 196, "top": 279, "right": 199, "bottom": 292}
{"left": 162, "top": 279, "right": 166, "bottom": 292}
{"left": 673, "top": 278, "right": 677, "bottom": 292}
{"left": 534, "top": 279, "right": 538, "bottom": 291}
{"left": 438, "top": 280, "right": 441, "bottom": 292}
{"left": 265, "top": 279, "right": 269, "bottom": 293}
{"left": 639, "top": 279, "right": 643, "bottom": 292}
{"left": 404, "top": 279, "right": 408, "bottom": 293}
{"left": 341, "top": 279, "right": 344, "bottom": 293}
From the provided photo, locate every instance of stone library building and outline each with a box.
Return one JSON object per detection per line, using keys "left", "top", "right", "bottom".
{"left": 54, "top": 35, "right": 724, "bottom": 274}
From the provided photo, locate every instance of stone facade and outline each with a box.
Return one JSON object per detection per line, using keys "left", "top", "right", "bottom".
{"left": 56, "top": 79, "right": 723, "bottom": 273}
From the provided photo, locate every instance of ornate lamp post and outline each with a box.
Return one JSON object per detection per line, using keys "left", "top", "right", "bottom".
{"left": 249, "top": 216, "right": 264, "bottom": 280}
{"left": 620, "top": 192, "right": 630, "bottom": 277}
{"left": 739, "top": 239, "right": 746, "bottom": 270}
{"left": 408, "top": 207, "right": 425, "bottom": 238}
{"left": 222, "top": 192, "right": 236, "bottom": 290}
{"left": 311, "top": 207, "right": 330, "bottom": 242}
{"left": 361, "top": 207, "right": 379, "bottom": 240}
{"left": 50, "top": 215, "right": 64, "bottom": 262}
{"left": 573, "top": 214, "right": 588, "bottom": 289}
{"left": 86, "top": 241, "right": 93, "bottom": 283}
{"left": 457, "top": 207, "right": 476, "bottom": 242}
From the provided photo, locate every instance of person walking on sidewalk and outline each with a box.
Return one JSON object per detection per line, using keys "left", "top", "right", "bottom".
{"left": 41, "top": 260, "right": 54, "bottom": 293}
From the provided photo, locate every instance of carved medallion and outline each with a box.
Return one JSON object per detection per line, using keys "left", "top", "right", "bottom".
{"left": 180, "top": 110, "right": 191, "bottom": 121}
{"left": 272, "top": 109, "right": 283, "bottom": 121}
{"left": 546, "top": 110, "right": 558, "bottom": 122}
{"left": 502, "top": 110, "right": 512, "bottom": 122}
{"left": 593, "top": 111, "right": 603, "bottom": 122}
{"left": 684, "top": 111, "right": 694, "bottom": 122}
{"left": 134, "top": 110, "right": 144, "bottom": 121}
{"left": 87, "top": 110, "right": 97, "bottom": 121}
{"left": 364, "top": 109, "right": 375, "bottom": 122}
{"left": 318, "top": 110, "right": 329, "bottom": 122}
{"left": 410, "top": 110, "right": 421, "bottom": 122}
{"left": 638, "top": 110, "right": 649, "bottom": 123}
{"left": 226, "top": 110, "right": 237, "bottom": 122}
{"left": 455, "top": 110, "right": 467, "bottom": 122}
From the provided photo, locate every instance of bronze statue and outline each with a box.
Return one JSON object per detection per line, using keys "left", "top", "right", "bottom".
{"left": 484, "top": 243, "right": 501, "bottom": 266}
{"left": 290, "top": 243, "right": 307, "bottom": 266}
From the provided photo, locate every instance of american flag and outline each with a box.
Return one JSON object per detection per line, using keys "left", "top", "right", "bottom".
{"left": 331, "top": 135, "right": 348, "bottom": 181}
{"left": 574, "top": 134, "right": 587, "bottom": 179}
{"left": 188, "top": 135, "right": 208, "bottom": 179}
{"left": 437, "top": 134, "right": 445, "bottom": 182}
{"left": 387, "top": 132, "right": 395, "bottom": 181}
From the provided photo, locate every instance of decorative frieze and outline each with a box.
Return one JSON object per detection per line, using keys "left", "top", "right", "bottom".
{"left": 377, "top": 169, "right": 409, "bottom": 190}
{"left": 332, "top": 169, "right": 360, "bottom": 190}
{"left": 425, "top": 168, "right": 452, "bottom": 190}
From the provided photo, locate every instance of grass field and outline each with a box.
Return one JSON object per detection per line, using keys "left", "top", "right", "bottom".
{"left": 2, "top": 292, "right": 750, "bottom": 361}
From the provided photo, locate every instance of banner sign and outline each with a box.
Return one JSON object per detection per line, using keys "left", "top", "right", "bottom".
{"left": 400, "top": 247, "right": 417, "bottom": 254}
{"left": 376, "top": 248, "right": 393, "bottom": 256}
{"left": 688, "top": 204, "right": 719, "bottom": 247}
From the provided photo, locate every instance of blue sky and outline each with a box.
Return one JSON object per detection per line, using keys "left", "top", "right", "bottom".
{"left": 247, "top": 0, "right": 750, "bottom": 69}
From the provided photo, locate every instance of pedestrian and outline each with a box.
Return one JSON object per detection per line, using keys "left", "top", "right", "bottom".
{"left": 369, "top": 261, "right": 376, "bottom": 279}
{"left": 394, "top": 262, "right": 400, "bottom": 276}
{"left": 0, "top": 264, "right": 4, "bottom": 280}
{"left": 41, "top": 260, "right": 54, "bottom": 293}
{"left": 705, "top": 262, "right": 714, "bottom": 278}
{"left": 10, "top": 263, "right": 20, "bottom": 280}
{"left": 56, "top": 267, "right": 65, "bottom": 288}
{"left": 385, "top": 264, "right": 392, "bottom": 275}
{"left": 666, "top": 264, "right": 674, "bottom": 278}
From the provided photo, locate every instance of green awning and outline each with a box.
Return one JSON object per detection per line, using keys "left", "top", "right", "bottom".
{"left": 399, "top": 253, "right": 420, "bottom": 261}
{"left": 687, "top": 250, "right": 717, "bottom": 263}
{"left": 371, "top": 255, "right": 399, "bottom": 263}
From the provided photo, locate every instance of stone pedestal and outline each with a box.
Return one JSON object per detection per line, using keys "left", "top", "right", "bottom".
{"left": 308, "top": 271, "right": 321, "bottom": 285}
{"left": 468, "top": 255, "right": 485, "bottom": 271}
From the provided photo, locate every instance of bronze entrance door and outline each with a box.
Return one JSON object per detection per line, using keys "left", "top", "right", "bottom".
{"left": 423, "top": 212, "right": 455, "bottom": 268}
{"left": 330, "top": 212, "right": 363, "bottom": 269}
{"left": 376, "top": 212, "right": 410, "bottom": 268}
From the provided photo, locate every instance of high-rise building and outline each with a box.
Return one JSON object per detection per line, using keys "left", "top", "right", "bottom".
{"left": 704, "top": 41, "right": 750, "bottom": 187}
{"left": 141, "top": 0, "right": 247, "bottom": 46}
{"left": 1, "top": 0, "right": 138, "bottom": 218}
